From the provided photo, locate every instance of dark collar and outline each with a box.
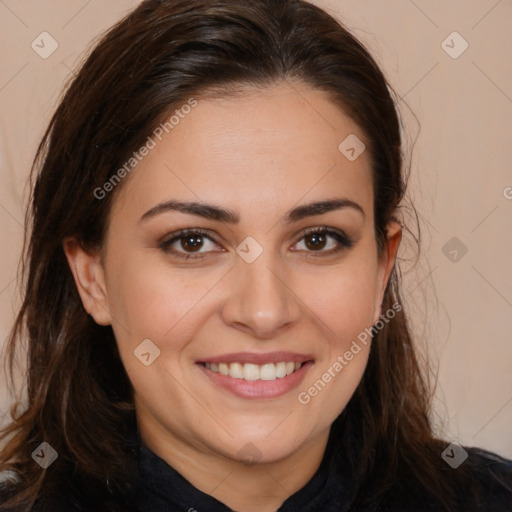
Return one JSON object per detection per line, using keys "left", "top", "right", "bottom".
{"left": 135, "top": 421, "right": 360, "bottom": 512}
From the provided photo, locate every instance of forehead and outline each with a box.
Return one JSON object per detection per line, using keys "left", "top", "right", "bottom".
{"left": 110, "top": 82, "right": 374, "bottom": 225}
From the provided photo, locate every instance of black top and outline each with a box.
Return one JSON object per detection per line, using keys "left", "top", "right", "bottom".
{"left": 135, "top": 435, "right": 512, "bottom": 512}
{"left": 2, "top": 426, "right": 512, "bottom": 511}
{"left": 136, "top": 435, "right": 352, "bottom": 512}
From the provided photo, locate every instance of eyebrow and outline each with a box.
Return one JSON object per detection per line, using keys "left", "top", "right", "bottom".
{"left": 139, "top": 197, "right": 365, "bottom": 224}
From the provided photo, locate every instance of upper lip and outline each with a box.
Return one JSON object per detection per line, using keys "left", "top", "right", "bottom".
{"left": 198, "top": 351, "right": 314, "bottom": 365}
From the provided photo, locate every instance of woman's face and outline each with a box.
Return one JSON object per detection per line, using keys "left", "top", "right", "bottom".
{"left": 67, "top": 81, "right": 400, "bottom": 464}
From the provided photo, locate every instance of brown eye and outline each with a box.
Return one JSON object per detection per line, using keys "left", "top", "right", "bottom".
{"left": 159, "top": 229, "right": 222, "bottom": 259}
{"left": 180, "top": 234, "right": 205, "bottom": 252}
{"left": 304, "top": 232, "right": 328, "bottom": 251}
{"left": 293, "top": 227, "right": 355, "bottom": 256}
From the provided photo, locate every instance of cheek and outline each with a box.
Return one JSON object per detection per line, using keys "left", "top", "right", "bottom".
{"left": 104, "top": 261, "right": 216, "bottom": 393}
{"left": 105, "top": 254, "right": 226, "bottom": 348}
{"left": 294, "top": 250, "right": 379, "bottom": 412}
{"left": 302, "top": 258, "right": 380, "bottom": 344}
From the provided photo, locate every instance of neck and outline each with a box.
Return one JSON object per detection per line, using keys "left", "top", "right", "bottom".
{"left": 139, "top": 422, "right": 331, "bottom": 512}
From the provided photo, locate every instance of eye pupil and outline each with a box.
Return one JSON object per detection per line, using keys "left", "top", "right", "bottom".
{"left": 182, "top": 235, "right": 203, "bottom": 252}
{"left": 305, "top": 233, "right": 326, "bottom": 250}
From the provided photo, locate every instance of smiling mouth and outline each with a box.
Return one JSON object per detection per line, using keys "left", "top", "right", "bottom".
{"left": 202, "top": 361, "right": 306, "bottom": 381}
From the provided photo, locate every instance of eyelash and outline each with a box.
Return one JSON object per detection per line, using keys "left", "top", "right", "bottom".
{"left": 159, "top": 226, "right": 355, "bottom": 261}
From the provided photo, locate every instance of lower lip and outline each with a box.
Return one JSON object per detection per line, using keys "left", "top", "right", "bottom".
{"left": 197, "top": 361, "right": 314, "bottom": 399}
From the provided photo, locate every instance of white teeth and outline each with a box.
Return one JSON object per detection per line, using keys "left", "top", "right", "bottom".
{"left": 204, "top": 361, "right": 304, "bottom": 381}
{"left": 260, "top": 363, "right": 276, "bottom": 381}
{"left": 275, "top": 362, "right": 287, "bottom": 378}
{"left": 229, "top": 362, "right": 244, "bottom": 379}
{"left": 243, "top": 363, "right": 260, "bottom": 381}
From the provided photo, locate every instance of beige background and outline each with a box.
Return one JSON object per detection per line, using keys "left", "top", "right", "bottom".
{"left": 0, "top": 1, "right": 511, "bottom": 457}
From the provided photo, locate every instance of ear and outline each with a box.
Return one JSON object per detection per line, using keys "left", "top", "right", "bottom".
{"left": 63, "top": 238, "right": 112, "bottom": 326}
{"left": 373, "top": 220, "right": 402, "bottom": 324}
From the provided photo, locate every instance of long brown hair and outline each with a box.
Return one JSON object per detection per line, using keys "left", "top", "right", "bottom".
{"left": 0, "top": 1, "right": 493, "bottom": 510}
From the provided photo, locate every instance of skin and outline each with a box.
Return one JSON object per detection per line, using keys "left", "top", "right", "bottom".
{"left": 65, "top": 81, "right": 401, "bottom": 512}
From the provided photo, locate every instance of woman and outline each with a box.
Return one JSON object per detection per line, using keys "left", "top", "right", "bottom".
{"left": 0, "top": 0, "right": 511, "bottom": 510}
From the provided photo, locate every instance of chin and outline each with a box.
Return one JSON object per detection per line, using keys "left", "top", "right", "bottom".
{"left": 225, "top": 432, "right": 306, "bottom": 465}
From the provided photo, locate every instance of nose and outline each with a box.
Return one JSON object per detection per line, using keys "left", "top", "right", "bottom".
{"left": 220, "top": 249, "right": 302, "bottom": 339}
